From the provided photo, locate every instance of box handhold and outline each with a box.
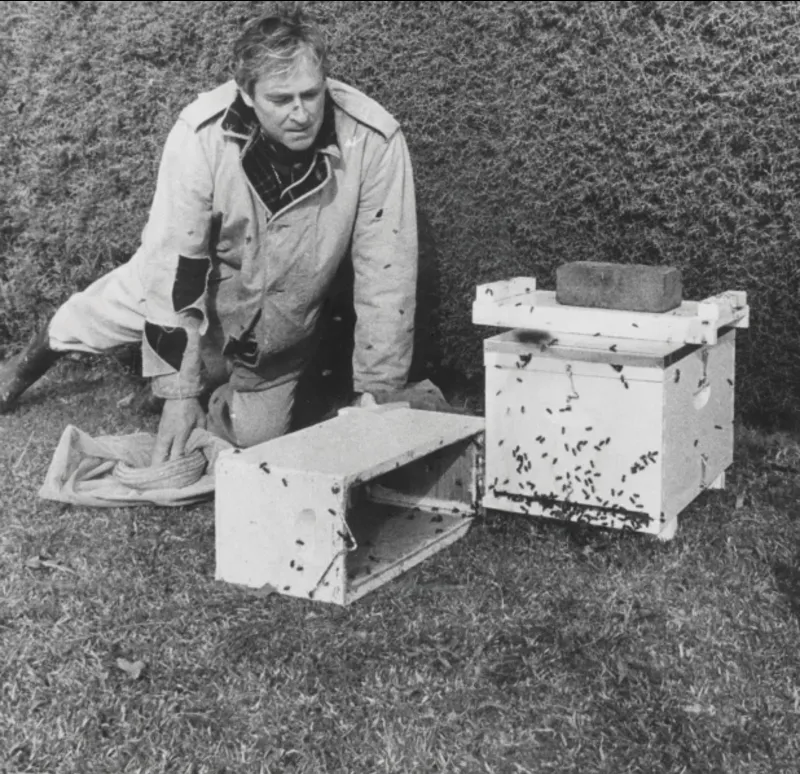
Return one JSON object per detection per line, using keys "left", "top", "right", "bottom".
{"left": 556, "top": 262, "right": 682, "bottom": 313}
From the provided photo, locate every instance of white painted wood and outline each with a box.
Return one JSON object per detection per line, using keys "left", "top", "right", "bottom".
{"left": 656, "top": 517, "right": 679, "bottom": 542}
{"left": 708, "top": 473, "right": 726, "bottom": 490}
{"left": 473, "top": 285, "right": 749, "bottom": 345}
{"left": 482, "top": 328, "right": 737, "bottom": 536}
{"left": 475, "top": 277, "right": 538, "bottom": 304}
{"left": 215, "top": 459, "right": 347, "bottom": 601}
{"left": 229, "top": 407, "right": 484, "bottom": 485}
{"left": 366, "top": 483, "right": 475, "bottom": 517}
{"left": 484, "top": 331, "right": 697, "bottom": 384}
{"left": 485, "top": 329, "right": 696, "bottom": 368}
{"left": 661, "top": 330, "right": 735, "bottom": 520}
{"left": 484, "top": 341, "right": 664, "bottom": 534}
{"left": 216, "top": 408, "right": 484, "bottom": 604}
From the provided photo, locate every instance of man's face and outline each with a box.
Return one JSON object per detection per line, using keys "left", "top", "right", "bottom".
{"left": 243, "top": 51, "right": 326, "bottom": 151}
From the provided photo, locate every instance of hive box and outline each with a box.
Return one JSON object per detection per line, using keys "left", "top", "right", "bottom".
{"left": 216, "top": 407, "right": 485, "bottom": 604}
{"left": 474, "top": 278, "right": 749, "bottom": 539}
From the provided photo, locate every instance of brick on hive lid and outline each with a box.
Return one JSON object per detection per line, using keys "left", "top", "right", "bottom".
{"left": 556, "top": 261, "right": 683, "bottom": 313}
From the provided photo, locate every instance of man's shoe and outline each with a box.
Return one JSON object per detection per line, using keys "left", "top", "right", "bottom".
{"left": 0, "top": 327, "right": 63, "bottom": 413}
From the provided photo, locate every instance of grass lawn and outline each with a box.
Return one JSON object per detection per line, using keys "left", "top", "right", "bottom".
{"left": 1, "top": 358, "right": 799, "bottom": 774}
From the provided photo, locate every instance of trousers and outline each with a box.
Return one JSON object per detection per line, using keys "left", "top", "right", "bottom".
{"left": 48, "top": 255, "right": 297, "bottom": 448}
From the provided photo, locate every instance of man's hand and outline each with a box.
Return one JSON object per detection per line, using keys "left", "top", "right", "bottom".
{"left": 151, "top": 397, "right": 207, "bottom": 465}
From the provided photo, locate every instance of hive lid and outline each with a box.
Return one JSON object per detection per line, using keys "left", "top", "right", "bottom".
{"left": 473, "top": 277, "right": 749, "bottom": 345}
{"left": 224, "top": 407, "right": 485, "bottom": 485}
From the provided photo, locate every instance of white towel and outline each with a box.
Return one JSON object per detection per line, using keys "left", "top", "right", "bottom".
{"left": 38, "top": 425, "right": 232, "bottom": 508}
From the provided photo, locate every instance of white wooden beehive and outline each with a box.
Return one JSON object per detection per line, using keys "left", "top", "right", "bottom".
{"left": 215, "top": 407, "right": 484, "bottom": 604}
{"left": 474, "top": 277, "right": 749, "bottom": 539}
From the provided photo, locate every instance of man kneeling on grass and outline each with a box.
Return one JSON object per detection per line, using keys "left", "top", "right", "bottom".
{"left": 0, "top": 3, "right": 417, "bottom": 463}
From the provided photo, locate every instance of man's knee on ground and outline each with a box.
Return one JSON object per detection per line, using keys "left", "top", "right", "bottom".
{"left": 206, "top": 380, "right": 295, "bottom": 447}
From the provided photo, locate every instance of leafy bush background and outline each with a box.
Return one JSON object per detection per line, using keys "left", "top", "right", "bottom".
{"left": 2, "top": 0, "right": 799, "bottom": 422}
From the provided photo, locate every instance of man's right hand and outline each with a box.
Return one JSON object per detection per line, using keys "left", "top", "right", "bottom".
{"left": 151, "top": 397, "right": 207, "bottom": 465}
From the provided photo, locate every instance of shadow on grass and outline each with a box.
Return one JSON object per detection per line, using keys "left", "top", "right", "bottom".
{"left": 774, "top": 557, "right": 800, "bottom": 624}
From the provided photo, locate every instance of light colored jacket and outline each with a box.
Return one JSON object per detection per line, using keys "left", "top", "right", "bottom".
{"left": 139, "top": 78, "right": 418, "bottom": 398}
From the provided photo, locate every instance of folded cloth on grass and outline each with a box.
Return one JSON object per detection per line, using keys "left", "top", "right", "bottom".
{"left": 39, "top": 425, "right": 232, "bottom": 508}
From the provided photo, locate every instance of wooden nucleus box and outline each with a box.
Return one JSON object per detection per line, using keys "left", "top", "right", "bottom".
{"left": 215, "top": 407, "right": 484, "bottom": 605}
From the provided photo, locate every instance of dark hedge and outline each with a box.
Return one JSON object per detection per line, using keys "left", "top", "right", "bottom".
{"left": 2, "top": 1, "right": 800, "bottom": 422}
